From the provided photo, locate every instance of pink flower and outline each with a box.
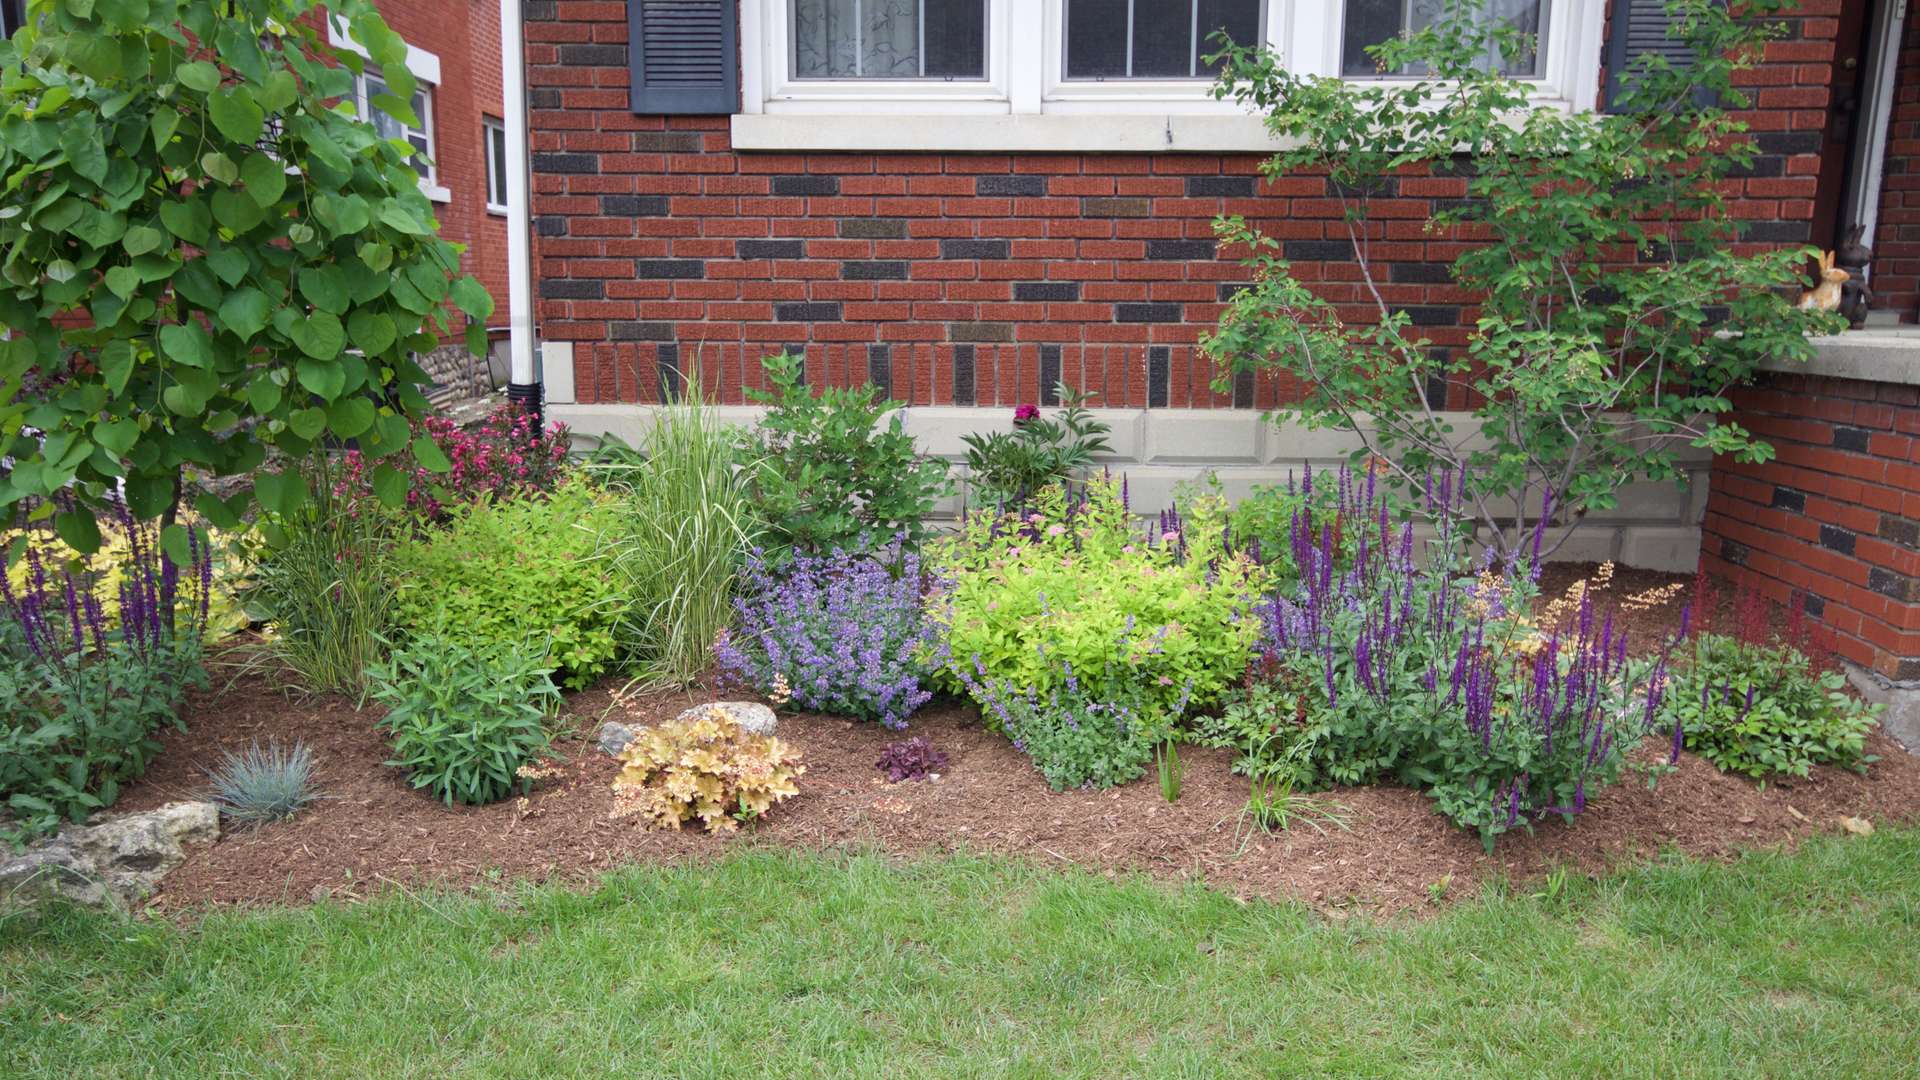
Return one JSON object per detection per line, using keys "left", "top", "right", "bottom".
{"left": 1046, "top": 523, "right": 1065, "bottom": 537}
{"left": 1013, "top": 403, "right": 1040, "bottom": 424}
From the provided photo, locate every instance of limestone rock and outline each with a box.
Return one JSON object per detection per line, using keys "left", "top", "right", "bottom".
{"left": 597, "top": 721, "right": 636, "bottom": 756}
{"left": 0, "top": 800, "right": 219, "bottom": 910}
{"left": 675, "top": 701, "right": 778, "bottom": 736}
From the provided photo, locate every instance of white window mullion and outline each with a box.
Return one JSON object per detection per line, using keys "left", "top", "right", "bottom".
{"left": 1007, "top": 1, "right": 1043, "bottom": 114}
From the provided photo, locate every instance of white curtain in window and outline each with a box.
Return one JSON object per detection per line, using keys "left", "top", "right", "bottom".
{"left": 794, "top": 0, "right": 923, "bottom": 78}
{"left": 1407, "top": 0, "right": 1545, "bottom": 76}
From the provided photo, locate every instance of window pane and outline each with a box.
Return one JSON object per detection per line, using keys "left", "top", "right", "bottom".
{"left": 1342, "top": 0, "right": 1548, "bottom": 78}
{"left": 487, "top": 124, "right": 508, "bottom": 206}
{"left": 1064, "top": 0, "right": 1128, "bottom": 79}
{"left": 1195, "top": 0, "right": 1261, "bottom": 75}
{"left": 791, "top": 0, "right": 986, "bottom": 79}
{"left": 1065, "top": 0, "right": 1262, "bottom": 80}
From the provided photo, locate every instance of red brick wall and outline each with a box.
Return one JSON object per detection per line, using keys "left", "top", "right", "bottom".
{"left": 1702, "top": 372, "right": 1920, "bottom": 680}
{"left": 331, "top": 1, "right": 509, "bottom": 331}
{"left": 1873, "top": 7, "right": 1920, "bottom": 319}
{"left": 524, "top": 2, "right": 1842, "bottom": 407}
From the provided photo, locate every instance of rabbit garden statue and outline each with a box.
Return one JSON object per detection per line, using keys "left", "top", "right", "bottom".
{"left": 1797, "top": 250, "right": 1848, "bottom": 314}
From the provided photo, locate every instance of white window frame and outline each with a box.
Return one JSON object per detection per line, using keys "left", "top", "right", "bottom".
{"left": 330, "top": 17, "right": 451, "bottom": 203}
{"left": 734, "top": 0, "right": 1605, "bottom": 151}
{"left": 483, "top": 116, "right": 510, "bottom": 216}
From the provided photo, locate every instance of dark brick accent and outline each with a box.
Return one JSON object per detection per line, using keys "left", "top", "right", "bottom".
{"left": 532, "top": 152, "right": 597, "bottom": 174}
{"left": 1741, "top": 220, "right": 1811, "bottom": 243}
{"left": 1726, "top": 156, "right": 1785, "bottom": 179}
{"left": 839, "top": 218, "right": 908, "bottom": 239}
{"left": 1432, "top": 198, "right": 1488, "bottom": 215}
{"left": 1232, "top": 366, "right": 1255, "bottom": 409}
{"left": 771, "top": 176, "right": 839, "bottom": 196}
{"left": 540, "top": 279, "right": 603, "bottom": 299}
{"left": 1770, "top": 486, "right": 1806, "bottom": 512}
{"left": 1754, "top": 132, "right": 1822, "bottom": 155}
{"left": 1082, "top": 197, "right": 1151, "bottom": 217}
{"left": 1868, "top": 566, "right": 1918, "bottom": 603}
{"left": 1425, "top": 373, "right": 1448, "bottom": 410}
{"left": 1819, "top": 524, "right": 1857, "bottom": 556}
{"left": 950, "top": 322, "right": 1014, "bottom": 343}
{"left": 941, "top": 239, "right": 1011, "bottom": 260}
{"left": 1148, "top": 346, "right": 1170, "bottom": 408}
{"left": 611, "top": 321, "right": 674, "bottom": 341}
{"left": 1014, "top": 281, "right": 1079, "bottom": 301}
{"left": 1039, "top": 345, "right": 1061, "bottom": 405}
{"left": 559, "top": 43, "right": 627, "bottom": 66}
{"left": 1145, "top": 239, "right": 1218, "bottom": 261}
{"left": 1801, "top": 593, "right": 1825, "bottom": 619}
{"left": 657, "top": 343, "right": 681, "bottom": 402}
{"left": 1217, "top": 282, "right": 1253, "bottom": 302}
{"left": 1283, "top": 240, "right": 1355, "bottom": 261}
{"left": 1882, "top": 515, "right": 1920, "bottom": 550}
{"left": 1117, "top": 302, "right": 1182, "bottom": 323}
{"left": 535, "top": 216, "right": 567, "bottom": 237}
{"left": 524, "top": 2, "right": 557, "bottom": 22}
{"left": 737, "top": 239, "right": 806, "bottom": 259}
{"left": 842, "top": 260, "right": 910, "bottom": 280}
{"left": 775, "top": 302, "right": 842, "bottom": 322}
{"left": 1721, "top": 539, "right": 1750, "bottom": 566}
{"left": 601, "top": 195, "right": 669, "bottom": 216}
{"left": 1186, "top": 176, "right": 1256, "bottom": 197}
{"left": 952, "top": 344, "right": 975, "bottom": 406}
{"left": 526, "top": 88, "right": 560, "bottom": 109}
{"left": 1396, "top": 305, "right": 1459, "bottom": 327}
{"left": 1390, "top": 262, "right": 1455, "bottom": 284}
{"left": 1832, "top": 425, "right": 1872, "bottom": 452}
{"left": 630, "top": 133, "right": 704, "bottom": 153}
{"left": 975, "top": 175, "right": 1047, "bottom": 196}
{"left": 867, "top": 344, "right": 891, "bottom": 396}
{"left": 634, "top": 259, "right": 705, "bottom": 279}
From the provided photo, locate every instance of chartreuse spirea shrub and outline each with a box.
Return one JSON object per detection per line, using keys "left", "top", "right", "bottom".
{"left": 611, "top": 704, "right": 804, "bottom": 832}
{"left": 0, "top": 1, "right": 494, "bottom": 548}
{"left": 1204, "top": 465, "right": 1682, "bottom": 850}
{"left": 365, "top": 633, "right": 560, "bottom": 807}
{"left": 1, "top": 510, "right": 213, "bottom": 846}
{"left": 388, "top": 481, "right": 625, "bottom": 690}
{"left": 932, "top": 475, "right": 1267, "bottom": 783}
{"left": 1663, "top": 633, "right": 1879, "bottom": 781}
{"left": 716, "top": 546, "right": 945, "bottom": 729}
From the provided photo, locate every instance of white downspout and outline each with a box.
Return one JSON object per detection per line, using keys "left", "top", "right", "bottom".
{"left": 499, "top": 0, "right": 540, "bottom": 420}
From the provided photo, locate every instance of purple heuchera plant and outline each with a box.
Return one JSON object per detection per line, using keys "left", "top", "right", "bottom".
{"left": 716, "top": 545, "right": 946, "bottom": 729}
{"left": 876, "top": 735, "right": 949, "bottom": 782}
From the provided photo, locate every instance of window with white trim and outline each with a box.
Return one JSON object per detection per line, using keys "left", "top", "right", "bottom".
{"left": 735, "top": 1, "right": 1604, "bottom": 149}
{"left": 355, "top": 70, "right": 435, "bottom": 183}
{"left": 483, "top": 116, "right": 509, "bottom": 215}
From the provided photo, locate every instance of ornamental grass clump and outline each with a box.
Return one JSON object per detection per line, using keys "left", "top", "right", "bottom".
{"left": 716, "top": 546, "right": 945, "bottom": 729}
{"left": 1216, "top": 463, "right": 1682, "bottom": 849}
{"left": 204, "top": 740, "right": 320, "bottom": 826}
{"left": 611, "top": 704, "right": 804, "bottom": 832}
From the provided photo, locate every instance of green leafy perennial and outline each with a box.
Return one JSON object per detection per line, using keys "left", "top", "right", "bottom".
{"left": 0, "top": 0, "right": 492, "bottom": 548}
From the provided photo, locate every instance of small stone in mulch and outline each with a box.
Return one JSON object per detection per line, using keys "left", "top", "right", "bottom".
{"left": 596, "top": 722, "right": 634, "bottom": 756}
{"left": 674, "top": 701, "right": 778, "bottom": 736}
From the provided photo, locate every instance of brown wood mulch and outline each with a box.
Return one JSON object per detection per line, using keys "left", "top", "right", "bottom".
{"left": 114, "top": 564, "right": 1920, "bottom": 918}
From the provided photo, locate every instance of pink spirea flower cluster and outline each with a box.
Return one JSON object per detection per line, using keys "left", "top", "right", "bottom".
{"left": 335, "top": 404, "right": 571, "bottom": 519}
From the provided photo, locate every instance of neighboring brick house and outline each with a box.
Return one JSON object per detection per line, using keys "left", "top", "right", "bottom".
{"left": 322, "top": 1, "right": 514, "bottom": 399}
{"left": 515, "top": 1, "right": 1920, "bottom": 718}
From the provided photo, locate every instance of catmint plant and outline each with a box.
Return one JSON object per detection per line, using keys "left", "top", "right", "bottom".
{"left": 717, "top": 545, "right": 946, "bottom": 729}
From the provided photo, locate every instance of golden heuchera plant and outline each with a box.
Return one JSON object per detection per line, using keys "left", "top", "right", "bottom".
{"left": 610, "top": 706, "right": 804, "bottom": 832}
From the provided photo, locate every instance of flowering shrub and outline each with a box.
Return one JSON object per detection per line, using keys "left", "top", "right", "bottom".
{"left": 337, "top": 404, "right": 570, "bottom": 520}
{"left": 716, "top": 546, "right": 944, "bottom": 729}
{"left": 876, "top": 735, "right": 948, "bottom": 782}
{"left": 960, "top": 388, "right": 1113, "bottom": 509}
{"left": 611, "top": 703, "right": 804, "bottom": 832}
{"left": 1, "top": 510, "right": 212, "bottom": 844}
{"left": 961, "top": 651, "right": 1183, "bottom": 791}
{"left": 1662, "top": 633, "right": 1878, "bottom": 780}
{"left": 933, "top": 474, "right": 1267, "bottom": 726}
{"left": 1220, "top": 465, "right": 1679, "bottom": 849}
{"left": 389, "top": 481, "right": 625, "bottom": 690}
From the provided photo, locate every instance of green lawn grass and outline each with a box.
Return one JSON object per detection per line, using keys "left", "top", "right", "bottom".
{"left": 4, "top": 831, "right": 1917, "bottom": 1079}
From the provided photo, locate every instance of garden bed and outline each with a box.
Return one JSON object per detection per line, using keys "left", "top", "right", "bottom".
{"left": 114, "top": 567, "right": 1920, "bottom": 917}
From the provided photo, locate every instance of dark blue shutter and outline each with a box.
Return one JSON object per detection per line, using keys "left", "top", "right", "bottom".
{"left": 629, "top": 0, "right": 739, "bottom": 115}
{"left": 1604, "top": 0, "right": 1713, "bottom": 111}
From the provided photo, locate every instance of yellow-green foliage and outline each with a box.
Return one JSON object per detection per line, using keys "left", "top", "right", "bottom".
{"left": 389, "top": 481, "right": 625, "bottom": 690}
{"left": 611, "top": 704, "right": 805, "bottom": 832}
{"left": 931, "top": 475, "right": 1267, "bottom": 721}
